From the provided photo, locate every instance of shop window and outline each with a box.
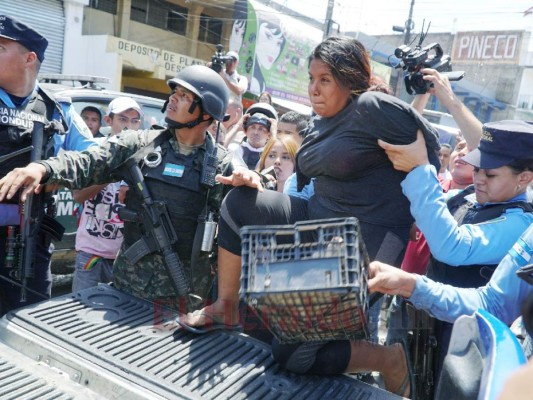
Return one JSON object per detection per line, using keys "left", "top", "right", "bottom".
{"left": 147, "top": 0, "right": 170, "bottom": 28}
{"left": 131, "top": 0, "right": 148, "bottom": 24}
{"left": 198, "top": 14, "right": 222, "bottom": 45}
{"left": 167, "top": 6, "right": 188, "bottom": 35}
{"left": 88, "top": 0, "right": 117, "bottom": 14}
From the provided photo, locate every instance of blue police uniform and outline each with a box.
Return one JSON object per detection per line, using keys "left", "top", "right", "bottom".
{"left": 0, "top": 85, "right": 96, "bottom": 311}
{"left": 409, "top": 222, "right": 533, "bottom": 327}
{"left": 0, "top": 15, "right": 96, "bottom": 312}
{"left": 0, "top": 85, "right": 95, "bottom": 154}
{"left": 402, "top": 165, "right": 533, "bottom": 267}
{"left": 400, "top": 119, "right": 533, "bottom": 379}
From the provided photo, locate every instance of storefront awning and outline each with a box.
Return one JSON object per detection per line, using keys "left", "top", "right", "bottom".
{"left": 271, "top": 97, "right": 313, "bottom": 116}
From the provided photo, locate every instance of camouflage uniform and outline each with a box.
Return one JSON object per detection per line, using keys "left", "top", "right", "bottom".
{"left": 42, "top": 129, "right": 233, "bottom": 311}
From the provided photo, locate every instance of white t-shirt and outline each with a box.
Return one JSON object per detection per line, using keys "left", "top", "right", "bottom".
{"left": 224, "top": 71, "right": 247, "bottom": 104}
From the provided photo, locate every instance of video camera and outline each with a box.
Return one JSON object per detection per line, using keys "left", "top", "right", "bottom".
{"left": 394, "top": 23, "right": 464, "bottom": 95}
{"left": 210, "top": 44, "right": 234, "bottom": 74}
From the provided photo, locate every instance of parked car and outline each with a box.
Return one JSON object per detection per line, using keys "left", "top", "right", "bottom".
{"left": 37, "top": 75, "right": 166, "bottom": 285}
{"left": 422, "top": 109, "right": 458, "bottom": 129}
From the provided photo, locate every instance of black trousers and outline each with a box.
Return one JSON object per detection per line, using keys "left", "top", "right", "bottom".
{"left": 218, "top": 186, "right": 409, "bottom": 265}
{"left": 218, "top": 186, "right": 411, "bottom": 358}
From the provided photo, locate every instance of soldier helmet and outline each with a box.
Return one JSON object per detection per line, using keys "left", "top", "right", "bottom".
{"left": 245, "top": 102, "right": 278, "bottom": 121}
{"left": 167, "top": 65, "right": 229, "bottom": 122}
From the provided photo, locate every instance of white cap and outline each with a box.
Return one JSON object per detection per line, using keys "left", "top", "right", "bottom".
{"left": 226, "top": 51, "right": 239, "bottom": 62}
{"left": 107, "top": 97, "right": 143, "bottom": 116}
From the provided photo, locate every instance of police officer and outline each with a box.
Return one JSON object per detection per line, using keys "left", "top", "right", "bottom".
{"left": 0, "top": 15, "right": 96, "bottom": 313}
{"left": 368, "top": 223, "right": 533, "bottom": 339}
{"left": 369, "top": 223, "right": 533, "bottom": 398}
{"left": 379, "top": 120, "right": 533, "bottom": 383}
{"left": 0, "top": 65, "right": 255, "bottom": 312}
{"left": 379, "top": 121, "right": 533, "bottom": 286}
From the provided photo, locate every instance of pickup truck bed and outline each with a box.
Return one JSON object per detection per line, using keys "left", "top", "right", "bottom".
{"left": 0, "top": 285, "right": 399, "bottom": 399}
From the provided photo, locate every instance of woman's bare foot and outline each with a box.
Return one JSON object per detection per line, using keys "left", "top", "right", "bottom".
{"left": 382, "top": 342, "right": 410, "bottom": 398}
{"left": 179, "top": 300, "right": 239, "bottom": 327}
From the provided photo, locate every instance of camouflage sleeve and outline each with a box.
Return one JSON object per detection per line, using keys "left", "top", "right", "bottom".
{"left": 44, "top": 130, "right": 145, "bottom": 189}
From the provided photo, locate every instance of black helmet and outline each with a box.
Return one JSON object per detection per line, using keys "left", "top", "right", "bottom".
{"left": 167, "top": 65, "right": 229, "bottom": 121}
{"left": 245, "top": 102, "right": 278, "bottom": 121}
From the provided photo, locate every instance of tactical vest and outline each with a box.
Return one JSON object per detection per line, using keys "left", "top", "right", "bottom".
{"left": 427, "top": 185, "right": 533, "bottom": 288}
{"left": 241, "top": 145, "right": 261, "bottom": 170}
{"left": 121, "top": 131, "right": 230, "bottom": 300}
{"left": 124, "top": 139, "right": 205, "bottom": 255}
{"left": 0, "top": 87, "right": 66, "bottom": 203}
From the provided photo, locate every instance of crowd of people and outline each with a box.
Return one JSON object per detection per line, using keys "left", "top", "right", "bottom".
{"left": 0, "top": 14, "right": 532, "bottom": 399}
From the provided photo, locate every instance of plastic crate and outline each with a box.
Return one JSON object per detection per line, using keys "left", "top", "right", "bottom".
{"left": 240, "top": 217, "right": 369, "bottom": 344}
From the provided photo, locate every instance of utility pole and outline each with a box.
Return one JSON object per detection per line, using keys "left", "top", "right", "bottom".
{"left": 392, "top": 0, "right": 416, "bottom": 97}
{"left": 404, "top": 0, "right": 415, "bottom": 45}
{"left": 323, "top": 0, "right": 335, "bottom": 40}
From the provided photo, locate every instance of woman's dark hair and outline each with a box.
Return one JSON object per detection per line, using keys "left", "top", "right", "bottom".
{"left": 508, "top": 158, "right": 533, "bottom": 174}
{"left": 309, "top": 36, "right": 377, "bottom": 97}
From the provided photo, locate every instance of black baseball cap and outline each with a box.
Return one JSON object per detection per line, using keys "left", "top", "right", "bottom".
{"left": 0, "top": 15, "right": 48, "bottom": 62}
{"left": 245, "top": 113, "right": 271, "bottom": 130}
{"left": 462, "top": 120, "right": 533, "bottom": 169}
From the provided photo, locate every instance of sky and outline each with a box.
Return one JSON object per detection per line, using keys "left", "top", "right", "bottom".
{"left": 272, "top": 0, "right": 533, "bottom": 36}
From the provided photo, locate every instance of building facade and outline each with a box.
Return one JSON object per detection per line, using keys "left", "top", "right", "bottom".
{"left": 372, "top": 30, "right": 533, "bottom": 123}
{"left": 4, "top": 1, "right": 533, "bottom": 122}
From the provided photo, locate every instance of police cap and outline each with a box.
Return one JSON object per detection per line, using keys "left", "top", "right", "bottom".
{"left": 462, "top": 120, "right": 533, "bottom": 169}
{"left": 0, "top": 15, "right": 48, "bottom": 62}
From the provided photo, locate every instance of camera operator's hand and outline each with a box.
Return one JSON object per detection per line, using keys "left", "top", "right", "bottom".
{"left": 411, "top": 69, "right": 454, "bottom": 114}
{"left": 418, "top": 68, "right": 482, "bottom": 149}
{"left": 420, "top": 68, "right": 455, "bottom": 109}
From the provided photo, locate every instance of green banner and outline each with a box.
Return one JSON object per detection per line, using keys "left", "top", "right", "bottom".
{"left": 231, "top": 0, "right": 323, "bottom": 105}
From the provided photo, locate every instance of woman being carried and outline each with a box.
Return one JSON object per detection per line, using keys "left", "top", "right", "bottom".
{"left": 180, "top": 36, "right": 441, "bottom": 397}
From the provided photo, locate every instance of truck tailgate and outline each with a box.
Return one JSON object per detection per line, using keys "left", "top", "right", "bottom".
{"left": 0, "top": 285, "right": 399, "bottom": 400}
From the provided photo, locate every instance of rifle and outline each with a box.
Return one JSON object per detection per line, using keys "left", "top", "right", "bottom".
{"left": 0, "top": 146, "right": 34, "bottom": 164}
{"left": 0, "top": 138, "right": 49, "bottom": 301}
{"left": 0, "top": 145, "right": 48, "bottom": 301}
{"left": 19, "top": 124, "right": 46, "bottom": 302}
{"left": 408, "top": 305, "right": 437, "bottom": 400}
{"left": 117, "top": 158, "right": 190, "bottom": 296}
